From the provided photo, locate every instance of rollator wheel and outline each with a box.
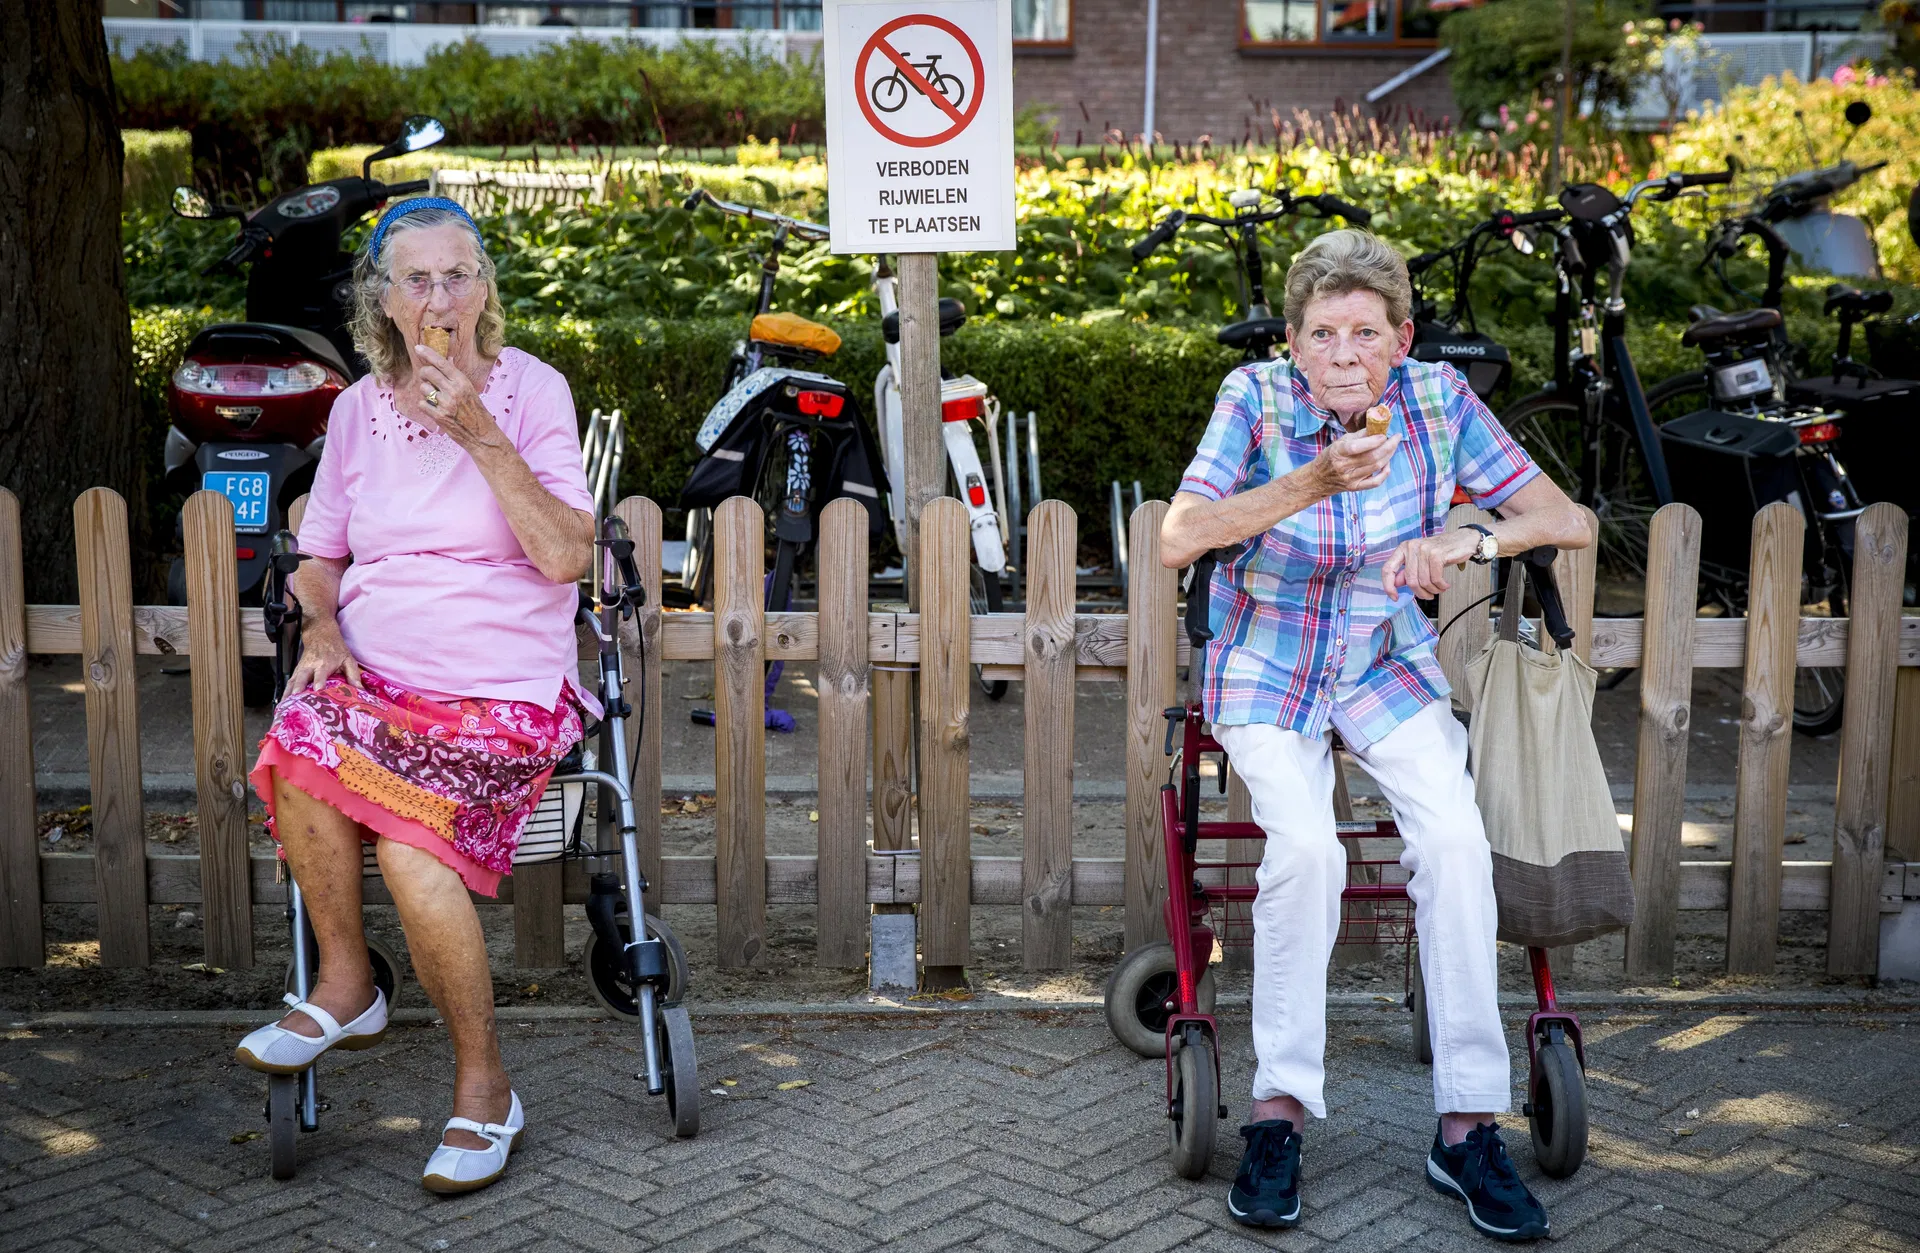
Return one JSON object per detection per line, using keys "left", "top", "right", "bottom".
{"left": 266, "top": 1073, "right": 299, "bottom": 1180}
{"left": 1528, "top": 1037, "right": 1588, "bottom": 1179}
{"left": 1410, "top": 955, "right": 1432, "bottom": 1065}
{"left": 1104, "top": 941, "right": 1218, "bottom": 1059}
{"left": 658, "top": 1004, "right": 701, "bottom": 1139}
{"left": 584, "top": 911, "right": 690, "bottom": 1019}
{"left": 1168, "top": 1025, "right": 1219, "bottom": 1180}
{"left": 284, "top": 937, "right": 405, "bottom": 1010}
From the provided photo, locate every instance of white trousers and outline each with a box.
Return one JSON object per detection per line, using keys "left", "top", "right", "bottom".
{"left": 1214, "top": 700, "right": 1510, "bottom": 1119}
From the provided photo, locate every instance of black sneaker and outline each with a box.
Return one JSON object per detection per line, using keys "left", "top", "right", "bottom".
{"left": 1426, "top": 1121, "right": 1550, "bottom": 1241}
{"left": 1227, "top": 1119, "right": 1302, "bottom": 1228}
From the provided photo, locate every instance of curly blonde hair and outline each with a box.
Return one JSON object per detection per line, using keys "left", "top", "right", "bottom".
{"left": 348, "top": 207, "right": 506, "bottom": 384}
{"left": 1282, "top": 228, "right": 1413, "bottom": 330}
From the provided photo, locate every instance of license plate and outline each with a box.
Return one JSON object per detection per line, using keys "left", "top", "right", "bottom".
{"left": 202, "top": 470, "right": 272, "bottom": 533}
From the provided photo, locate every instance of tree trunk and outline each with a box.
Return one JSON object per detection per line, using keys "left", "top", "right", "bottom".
{"left": 0, "top": 3, "right": 141, "bottom": 603}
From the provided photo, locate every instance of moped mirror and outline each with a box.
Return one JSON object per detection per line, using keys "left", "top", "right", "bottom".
{"left": 1510, "top": 225, "right": 1537, "bottom": 256}
{"left": 400, "top": 115, "right": 447, "bottom": 153}
{"left": 363, "top": 115, "right": 446, "bottom": 178}
{"left": 171, "top": 186, "right": 214, "bottom": 219}
{"left": 1844, "top": 101, "right": 1872, "bottom": 128}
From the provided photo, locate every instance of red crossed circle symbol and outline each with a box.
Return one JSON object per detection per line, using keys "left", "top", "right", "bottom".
{"left": 854, "top": 14, "right": 984, "bottom": 149}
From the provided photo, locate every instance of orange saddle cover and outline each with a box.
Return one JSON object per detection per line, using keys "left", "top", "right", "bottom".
{"left": 749, "top": 311, "right": 841, "bottom": 356}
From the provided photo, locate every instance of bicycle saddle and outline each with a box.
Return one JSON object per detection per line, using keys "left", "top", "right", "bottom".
{"left": 1217, "top": 316, "right": 1288, "bottom": 351}
{"left": 1680, "top": 307, "right": 1782, "bottom": 347}
{"left": 1824, "top": 284, "right": 1894, "bottom": 319}
{"left": 750, "top": 311, "right": 842, "bottom": 356}
{"left": 880, "top": 298, "right": 967, "bottom": 344}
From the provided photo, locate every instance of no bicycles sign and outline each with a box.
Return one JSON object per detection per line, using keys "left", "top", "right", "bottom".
{"left": 823, "top": 0, "right": 1015, "bottom": 254}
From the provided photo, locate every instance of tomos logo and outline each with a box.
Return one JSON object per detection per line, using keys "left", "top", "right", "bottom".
{"left": 1436, "top": 344, "right": 1489, "bottom": 357}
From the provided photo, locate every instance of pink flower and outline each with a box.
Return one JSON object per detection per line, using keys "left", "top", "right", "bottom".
{"left": 272, "top": 698, "right": 340, "bottom": 769}
{"left": 1833, "top": 65, "right": 1857, "bottom": 87}
{"left": 1524, "top": 110, "right": 1539, "bottom": 124}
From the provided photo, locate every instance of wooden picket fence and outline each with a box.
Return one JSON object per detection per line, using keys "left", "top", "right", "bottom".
{"left": 1, "top": 486, "right": 1916, "bottom": 979}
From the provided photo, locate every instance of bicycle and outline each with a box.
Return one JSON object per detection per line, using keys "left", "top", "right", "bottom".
{"left": 869, "top": 53, "right": 965, "bottom": 114}
{"left": 1493, "top": 166, "right": 1734, "bottom": 580}
{"left": 677, "top": 189, "right": 889, "bottom": 727}
{"left": 870, "top": 262, "right": 1015, "bottom": 699}
{"left": 1404, "top": 207, "right": 1564, "bottom": 404}
{"left": 1131, "top": 184, "right": 1373, "bottom": 362}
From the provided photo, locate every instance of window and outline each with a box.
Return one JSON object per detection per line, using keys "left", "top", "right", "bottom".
{"left": 1014, "top": 0, "right": 1069, "bottom": 45}
{"left": 1242, "top": 0, "right": 1456, "bottom": 46}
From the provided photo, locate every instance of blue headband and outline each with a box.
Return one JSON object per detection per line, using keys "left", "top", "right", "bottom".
{"left": 366, "top": 196, "right": 483, "bottom": 264}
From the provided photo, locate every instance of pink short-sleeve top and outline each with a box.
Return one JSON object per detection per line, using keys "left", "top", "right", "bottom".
{"left": 297, "top": 346, "right": 594, "bottom": 712}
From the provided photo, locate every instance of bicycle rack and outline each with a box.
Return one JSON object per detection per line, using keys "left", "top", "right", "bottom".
{"left": 1003, "top": 410, "right": 1043, "bottom": 604}
{"left": 581, "top": 407, "right": 626, "bottom": 527}
{"left": 1110, "top": 479, "right": 1145, "bottom": 594}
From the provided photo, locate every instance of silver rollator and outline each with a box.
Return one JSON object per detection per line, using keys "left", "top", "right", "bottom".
{"left": 258, "top": 516, "right": 698, "bottom": 1181}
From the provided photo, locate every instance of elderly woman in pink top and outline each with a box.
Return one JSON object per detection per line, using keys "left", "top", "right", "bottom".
{"left": 235, "top": 198, "right": 594, "bottom": 1195}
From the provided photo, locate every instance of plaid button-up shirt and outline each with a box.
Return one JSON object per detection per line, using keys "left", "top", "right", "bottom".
{"left": 1177, "top": 357, "right": 1539, "bottom": 748}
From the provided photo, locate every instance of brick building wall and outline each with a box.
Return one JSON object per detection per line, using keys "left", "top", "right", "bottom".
{"left": 1012, "top": 0, "right": 1458, "bottom": 145}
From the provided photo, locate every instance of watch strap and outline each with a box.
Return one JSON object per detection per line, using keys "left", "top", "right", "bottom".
{"left": 1464, "top": 523, "right": 1496, "bottom": 564}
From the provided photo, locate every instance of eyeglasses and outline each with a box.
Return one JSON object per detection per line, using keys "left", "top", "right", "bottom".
{"left": 394, "top": 269, "right": 477, "bottom": 301}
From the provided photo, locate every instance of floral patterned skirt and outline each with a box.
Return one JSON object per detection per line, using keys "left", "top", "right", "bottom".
{"left": 248, "top": 669, "right": 585, "bottom": 897}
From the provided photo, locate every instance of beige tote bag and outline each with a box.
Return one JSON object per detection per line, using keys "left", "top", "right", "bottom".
{"left": 1463, "top": 578, "right": 1635, "bottom": 949}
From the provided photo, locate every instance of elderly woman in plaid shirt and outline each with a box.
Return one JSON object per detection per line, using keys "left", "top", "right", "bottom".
{"left": 1162, "top": 229, "right": 1591, "bottom": 1241}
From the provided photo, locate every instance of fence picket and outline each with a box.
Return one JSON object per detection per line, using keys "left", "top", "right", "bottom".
{"left": 1022, "top": 501, "right": 1076, "bottom": 970}
{"left": 0, "top": 489, "right": 38, "bottom": 967}
{"left": 1124, "top": 500, "right": 1176, "bottom": 950}
{"left": 1828, "top": 502, "right": 1909, "bottom": 975}
{"left": 713, "top": 497, "right": 767, "bottom": 967}
{"left": 614, "top": 497, "right": 664, "bottom": 894}
{"left": 1436, "top": 504, "right": 1495, "bottom": 704}
{"left": 1625, "top": 503, "right": 1702, "bottom": 978}
{"left": 919, "top": 498, "right": 973, "bottom": 972}
{"left": 183, "top": 492, "right": 252, "bottom": 968}
{"left": 1892, "top": 669, "right": 1920, "bottom": 862}
{"left": 75, "top": 488, "right": 148, "bottom": 967}
{"left": 1728, "top": 503, "right": 1803, "bottom": 973}
{"left": 816, "top": 499, "right": 870, "bottom": 968}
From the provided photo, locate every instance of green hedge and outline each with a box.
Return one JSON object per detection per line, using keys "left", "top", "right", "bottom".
{"left": 113, "top": 38, "right": 824, "bottom": 196}
{"left": 133, "top": 302, "right": 1853, "bottom": 562}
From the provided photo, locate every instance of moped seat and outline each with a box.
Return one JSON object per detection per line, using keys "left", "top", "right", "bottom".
{"left": 880, "top": 298, "right": 967, "bottom": 345}
{"left": 1217, "top": 316, "right": 1288, "bottom": 352}
{"left": 186, "top": 322, "right": 354, "bottom": 381}
{"left": 1680, "top": 308, "right": 1782, "bottom": 347}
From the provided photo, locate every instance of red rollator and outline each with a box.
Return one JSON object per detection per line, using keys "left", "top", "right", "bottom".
{"left": 1103, "top": 550, "right": 1592, "bottom": 1182}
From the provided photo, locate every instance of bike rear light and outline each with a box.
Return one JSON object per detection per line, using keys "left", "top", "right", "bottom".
{"left": 796, "top": 389, "right": 844, "bottom": 418}
{"left": 1798, "top": 422, "right": 1839, "bottom": 445}
{"left": 965, "top": 473, "right": 988, "bottom": 508}
{"left": 235, "top": 547, "right": 256, "bottom": 560}
{"left": 174, "top": 359, "right": 335, "bottom": 397}
{"left": 942, "top": 396, "right": 984, "bottom": 423}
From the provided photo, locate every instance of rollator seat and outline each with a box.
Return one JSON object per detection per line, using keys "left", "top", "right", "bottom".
{"left": 749, "top": 311, "right": 842, "bottom": 356}
{"left": 1680, "top": 307, "right": 1782, "bottom": 347}
{"left": 355, "top": 774, "right": 586, "bottom": 874}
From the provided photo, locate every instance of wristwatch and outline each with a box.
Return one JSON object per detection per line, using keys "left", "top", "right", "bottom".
{"left": 1463, "top": 523, "right": 1498, "bottom": 565}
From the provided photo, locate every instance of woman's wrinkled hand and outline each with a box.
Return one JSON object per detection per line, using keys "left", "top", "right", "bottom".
{"left": 413, "top": 343, "right": 503, "bottom": 454}
{"left": 284, "top": 621, "right": 362, "bottom": 696}
{"left": 1308, "top": 430, "right": 1399, "bottom": 499}
{"left": 1381, "top": 528, "right": 1482, "bottom": 598}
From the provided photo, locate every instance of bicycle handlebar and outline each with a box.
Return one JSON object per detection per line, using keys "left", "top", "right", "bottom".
{"left": 683, "top": 187, "right": 830, "bottom": 240}
{"left": 1129, "top": 189, "right": 1374, "bottom": 263}
{"left": 1130, "top": 209, "right": 1188, "bottom": 260}
{"left": 1306, "top": 194, "right": 1371, "bottom": 227}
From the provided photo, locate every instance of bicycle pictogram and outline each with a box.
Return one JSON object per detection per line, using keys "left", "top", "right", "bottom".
{"left": 868, "top": 51, "right": 966, "bottom": 114}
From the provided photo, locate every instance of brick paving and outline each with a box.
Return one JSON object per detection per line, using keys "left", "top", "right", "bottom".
{"left": 3, "top": 1003, "right": 1917, "bottom": 1252}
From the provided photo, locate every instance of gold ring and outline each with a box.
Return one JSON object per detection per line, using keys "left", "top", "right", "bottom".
{"left": 424, "top": 386, "right": 441, "bottom": 407}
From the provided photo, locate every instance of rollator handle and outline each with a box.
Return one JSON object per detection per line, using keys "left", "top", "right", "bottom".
{"left": 598, "top": 515, "right": 646, "bottom": 617}
{"left": 1163, "top": 706, "right": 1187, "bottom": 757}
{"left": 1516, "top": 546, "right": 1577, "bottom": 653}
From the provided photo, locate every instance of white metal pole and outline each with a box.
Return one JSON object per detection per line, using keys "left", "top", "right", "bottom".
{"left": 1142, "top": 0, "right": 1160, "bottom": 142}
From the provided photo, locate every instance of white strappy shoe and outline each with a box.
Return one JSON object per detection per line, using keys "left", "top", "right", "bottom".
{"left": 234, "top": 989, "right": 389, "bottom": 1074}
{"left": 422, "top": 1091, "right": 525, "bottom": 1195}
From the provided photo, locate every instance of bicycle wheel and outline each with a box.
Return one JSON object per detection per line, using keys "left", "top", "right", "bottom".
{"left": 1500, "top": 392, "right": 1656, "bottom": 577}
{"left": 870, "top": 73, "right": 908, "bottom": 113}
{"left": 933, "top": 72, "right": 967, "bottom": 111}
{"left": 971, "top": 564, "right": 1008, "bottom": 701}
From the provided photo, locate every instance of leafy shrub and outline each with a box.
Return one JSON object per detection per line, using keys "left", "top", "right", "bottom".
{"left": 122, "top": 129, "right": 193, "bottom": 212}
{"left": 113, "top": 37, "right": 825, "bottom": 197}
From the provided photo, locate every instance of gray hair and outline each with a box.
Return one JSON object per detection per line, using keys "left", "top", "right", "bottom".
{"left": 348, "top": 207, "right": 506, "bottom": 383}
{"left": 1282, "top": 228, "right": 1413, "bottom": 331}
